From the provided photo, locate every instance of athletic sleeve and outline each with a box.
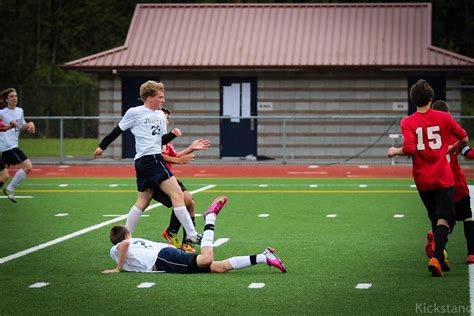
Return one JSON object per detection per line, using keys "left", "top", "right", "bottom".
{"left": 462, "top": 146, "right": 474, "bottom": 159}
{"left": 401, "top": 118, "right": 415, "bottom": 155}
{"left": 98, "top": 125, "right": 123, "bottom": 150}
{"left": 162, "top": 132, "right": 177, "bottom": 145}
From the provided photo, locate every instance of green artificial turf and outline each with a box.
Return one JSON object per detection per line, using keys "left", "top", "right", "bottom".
{"left": 0, "top": 177, "right": 471, "bottom": 315}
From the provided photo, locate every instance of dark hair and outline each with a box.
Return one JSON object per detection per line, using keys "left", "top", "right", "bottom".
{"left": 161, "top": 107, "right": 171, "bottom": 115}
{"left": 109, "top": 225, "right": 129, "bottom": 245}
{"left": 1, "top": 88, "right": 16, "bottom": 106}
{"left": 409, "top": 79, "right": 434, "bottom": 107}
{"left": 431, "top": 100, "right": 449, "bottom": 112}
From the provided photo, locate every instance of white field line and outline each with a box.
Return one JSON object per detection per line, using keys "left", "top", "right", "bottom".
{"left": 469, "top": 185, "right": 474, "bottom": 316}
{"left": 0, "top": 184, "right": 216, "bottom": 265}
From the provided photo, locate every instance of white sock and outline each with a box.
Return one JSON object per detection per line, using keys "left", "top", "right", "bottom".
{"left": 173, "top": 206, "right": 198, "bottom": 237}
{"left": 125, "top": 206, "right": 142, "bottom": 233}
{"left": 7, "top": 169, "right": 26, "bottom": 191}
{"left": 201, "top": 214, "right": 217, "bottom": 248}
{"left": 228, "top": 254, "right": 266, "bottom": 269}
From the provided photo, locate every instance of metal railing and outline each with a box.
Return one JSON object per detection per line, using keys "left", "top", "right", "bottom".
{"left": 22, "top": 115, "right": 474, "bottom": 165}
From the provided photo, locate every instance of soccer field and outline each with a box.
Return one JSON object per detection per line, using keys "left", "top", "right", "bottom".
{"left": 0, "top": 177, "right": 471, "bottom": 315}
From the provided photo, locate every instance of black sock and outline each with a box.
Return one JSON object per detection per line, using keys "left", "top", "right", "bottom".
{"left": 183, "top": 216, "right": 195, "bottom": 243}
{"left": 464, "top": 221, "right": 474, "bottom": 255}
{"left": 434, "top": 225, "right": 449, "bottom": 261}
{"left": 167, "top": 211, "right": 181, "bottom": 234}
{"left": 0, "top": 181, "right": 3, "bottom": 189}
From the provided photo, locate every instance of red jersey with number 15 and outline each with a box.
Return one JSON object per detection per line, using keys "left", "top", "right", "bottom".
{"left": 401, "top": 109, "right": 467, "bottom": 191}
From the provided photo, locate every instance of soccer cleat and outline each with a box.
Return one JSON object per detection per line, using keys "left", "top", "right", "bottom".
{"left": 263, "top": 247, "right": 287, "bottom": 273}
{"left": 184, "top": 233, "right": 202, "bottom": 245}
{"left": 441, "top": 249, "right": 450, "bottom": 272}
{"left": 3, "top": 188, "right": 16, "bottom": 203}
{"left": 203, "top": 196, "right": 228, "bottom": 219}
{"left": 180, "top": 243, "right": 196, "bottom": 253}
{"left": 425, "top": 230, "right": 434, "bottom": 258}
{"left": 428, "top": 257, "right": 443, "bottom": 277}
{"left": 467, "top": 255, "right": 474, "bottom": 264}
{"left": 162, "top": 229, "right": 182, "bottom": 249}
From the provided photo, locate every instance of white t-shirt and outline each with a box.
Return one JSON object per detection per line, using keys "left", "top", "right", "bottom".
{"left": 118, "top": 105, "right": 167, "bottom": 160}
{"left": 110, "top": 238, "right": 169, "bottom": 273}
{"left": 0, "top": 107, "right": 25, "bottom": 151}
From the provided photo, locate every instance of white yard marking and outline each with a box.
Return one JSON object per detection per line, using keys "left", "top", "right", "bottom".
{"left": 109, "top": 184, "right": 119, "bottom": 187}
{"left": 308, "top": 165, "right": 319, "bottom": 168}
{"left": 469, "top": 185, "right": 474, "bottom": 315}
{"left": 470, "top": 265, "right": 474, "bottom": 316}
{"left": 55, "top": 213, "right": 69, "bottom": 217}
{"left": 393, "top": 214, "right": 405, "bottom": 218}
{"left": 410, "top": 184, "right": 416, "bottom": 188}
{"left": 248, "top": 283, "right": 265, "bottom": 289}
{"left": 359, "top": 184, "right": 367, "bottom": 188}
{"left": 287, "top": 171, "right": 328, "bottom": 175}
{"left": 258, "top": 214, "right": 270, "bottom": 218}
{"left": 195, "top": 213, "right": 202, "bottom": 217}
{"left": 0, "top": 196, "right": 33, "bottom": 199}
{"left": 359, "top": 165, "right": 369, "bottom": 169}
{"left": 326, "top": 214, "right": 337, "bottom": 218}
{"left": 29, "top": 282, "right": 49, "bottom": 288}
{"left": 213, "top": 238, "right": 229, "bottom": 247}
{"left": 309, "top": 184, "right": 319, "bottom": 188}
{"left": 58, "top": 165, "right": 70, "bottom": 168}
{"left": 58, "top": 184, "right": 69, "bottom": 187}
{"left": 137, "top": 282, "right": 155, "bottom": 288}
{"left": 0, "top": 185, "right": 216, "bottom": 265}
{"left": 258, "top": 184, "right": 268, "bottom": 187}
{"left": 355, "top": 283, "right": 372, "bottom": 289}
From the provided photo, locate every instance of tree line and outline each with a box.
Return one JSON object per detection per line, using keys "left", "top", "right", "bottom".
{"left": 0, "top": 0, "right": 472, "bottom": 120}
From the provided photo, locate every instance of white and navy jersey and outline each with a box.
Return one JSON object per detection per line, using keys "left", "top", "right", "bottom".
{"left": 110, "top": 238, "right": 169, "bottom": 272}
{"left": 0, "top": 107, "right": 25, "bottom": 151}
{"left": 118, "top": 105, "right": 167, "bottom": 160}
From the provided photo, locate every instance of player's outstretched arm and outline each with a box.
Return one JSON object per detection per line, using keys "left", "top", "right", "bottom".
{"left": 163, "top": 153, "right": 195, "bottom": 165}
{"left": 387, "top": 147, "right": 406, "bottom": 158}
{"left": 94, "top": 125, "right": 124, "bottom": 158}
{"left": 102, "top": 240, "right": 130, "bottom": 274}
{"left": 177, "top": 139, "right": 211, "bottom": 157}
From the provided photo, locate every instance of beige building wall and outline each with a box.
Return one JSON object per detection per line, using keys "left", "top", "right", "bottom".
{"left": 96, "top": 72, "right": 464, "bottom": 162}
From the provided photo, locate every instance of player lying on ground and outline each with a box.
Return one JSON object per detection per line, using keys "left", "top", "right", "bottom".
{"left": 103, "top": 196, "right": 287, "bottom": 274}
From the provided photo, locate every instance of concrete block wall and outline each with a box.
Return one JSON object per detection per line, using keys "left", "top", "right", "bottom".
{"left": 97, "top": 75, "right": 122, "bottom": 159}
{"left": 97, "top": 73, "right": 464, "bottom": 162}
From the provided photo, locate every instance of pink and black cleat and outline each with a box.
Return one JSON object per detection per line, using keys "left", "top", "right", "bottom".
{"left": 264, "top": 247, "right": 287, "bottom": 273}
{"left": 203, "top": 196, "right": 228, "bottom": 218}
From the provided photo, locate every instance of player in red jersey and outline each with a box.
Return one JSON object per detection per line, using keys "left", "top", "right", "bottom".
{"left": 155, "top": 107, "right": 211, "bottom": 253}
{"left": 388, "top": 79, "right": 468, "bottom": 277}
{"left": 423, "top": 101, "right": 474, "bottom": 264}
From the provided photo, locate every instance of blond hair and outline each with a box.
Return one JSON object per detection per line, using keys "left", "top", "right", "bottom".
{"left": 139, "top": 81, "right": 164, "bottom": 102}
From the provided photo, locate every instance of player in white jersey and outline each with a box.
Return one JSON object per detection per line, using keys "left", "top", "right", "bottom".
{"left": 103, "top": 196, "right": 287, "bottom": 274}
{"left": 0, "top": 88, "right": 36, "bottom": 203}
{"left": 0, "top": 118, "right": 19, "bottom": 196}
{"left": 93, "top": 81, "right": 201, "bottom": 245}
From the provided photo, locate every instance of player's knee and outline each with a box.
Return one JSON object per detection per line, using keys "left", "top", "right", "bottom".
{"left": 197, "top": 254, "right": 213, "bottom": 267}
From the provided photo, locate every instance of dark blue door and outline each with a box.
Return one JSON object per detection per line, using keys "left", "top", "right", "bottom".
{"left": 121, "top": 76, "right": 160, "bottom": 158}
{"left": 219, "top": 78, "right": 257, "bottom": 158}
{"left": 408, "top": 76, "right": 446, "bottom": 115}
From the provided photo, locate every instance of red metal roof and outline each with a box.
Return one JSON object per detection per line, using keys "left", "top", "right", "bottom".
{"left": 63, "top": 3, "right": 474, "bottom": 70}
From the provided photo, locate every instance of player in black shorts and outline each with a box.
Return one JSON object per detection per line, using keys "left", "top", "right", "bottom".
{"left": 103, "top": 196, "right": 287, "bottom": 274}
